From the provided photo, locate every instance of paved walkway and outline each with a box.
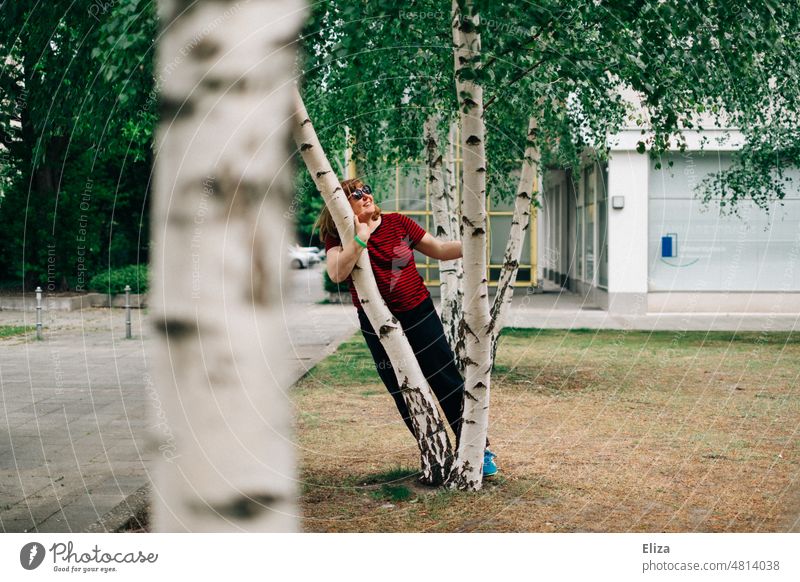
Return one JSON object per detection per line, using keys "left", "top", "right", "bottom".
{"left": 503, "top": 289, "right": 800, "bottom": 332}
{"left": 1, "top": 278, "right": 797, "bottom": 532}
{"left": 0, "top": 299, "right": 359, "bottom": 533}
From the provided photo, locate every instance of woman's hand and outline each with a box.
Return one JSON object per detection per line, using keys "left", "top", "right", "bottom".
{"left": 354, "top": 214, "right": 371, "bottom": 243}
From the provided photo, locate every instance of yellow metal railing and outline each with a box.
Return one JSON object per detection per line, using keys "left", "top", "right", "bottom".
{"left": 395, "top": 158, "right": 537, "bottom": 288}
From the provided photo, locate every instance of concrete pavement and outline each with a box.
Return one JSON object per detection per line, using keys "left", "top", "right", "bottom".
{"left": 503, "top": 287, "right": 800, "bottom": 332}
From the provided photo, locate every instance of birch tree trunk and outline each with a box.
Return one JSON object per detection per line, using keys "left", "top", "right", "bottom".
{"left": 150, "top": 0, "right": 306, "bottom": 531}
{"left": 292, "top": 88, "right": 453, "bottom": 485}
{"left": 424, "top": 115, "right": 463, "bottom": 365}
{"left": 489, "top": 115, "right": 540, "bottom": 362}
{"left": 447, "top": 0, "right": 491, "bottom": 490}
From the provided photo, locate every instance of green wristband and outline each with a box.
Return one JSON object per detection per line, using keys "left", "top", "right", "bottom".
{"left": 354, "top": 234, "right": 368, "bottom": 248}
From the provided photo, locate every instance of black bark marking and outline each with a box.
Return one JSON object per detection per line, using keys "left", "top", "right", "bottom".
{"left": 378, "top": 324, "right": 394, "bottom": 338}
{"left": 191, "top": 39, "right": 220, "bottom": 60}
{"left": 201, "top": 77, "right": 224, "bottom": 91}
{"left": 464, "top": 391, "right": 478, "bottom": 401}
{"left": 472, "top": 227, "right": 485, "bottom": 236}
{"left": 436, "top": 225, "right": 447, "bottom": 237}
{"left": 300, "top": 143, "right": 313, "bottom": 151}
{"left": 203, "top": 493, "right": 281, "bottom": 520}
{"left": 164, "top": 0, "right": 201, "bottom": 23}
{"left": 236, "top": 180, "right": 262, "bottom": 203}
{"left": 476, "top": 167, "right": 486, "bottom": 173}
{"left": 203, "top": 176, "right": 221, "bottom": 197}
{"left": 462, "top": 216, "right": 474, "bottom": 227}
{"left": 316, "top": 170, "right": 330, "bottom": 178}
{"left": 250, "top": 233, "right": 269, "bottom": 306}
{"left": 466, "top": 134, "right": 481, "bottom": 145}
{"left": 159, "top": 97, "right": 193, "bottom": 122}
{"left": 232, "top": 77, "right": 249, "bottom": 93}
{"left": 154, "top": 318, "right": 197, "bottom": 339}
{"left": 474, "top": 382, "right": 487, "bottom": 390}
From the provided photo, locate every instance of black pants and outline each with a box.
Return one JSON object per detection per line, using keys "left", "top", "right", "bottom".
{"left": 358, "top": 296, "right": 465, "bottom": 447}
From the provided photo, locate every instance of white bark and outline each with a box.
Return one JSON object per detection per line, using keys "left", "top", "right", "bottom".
{"left": 151, "top": 0, "right": 306, "bottom": 531}
{"left": 448, "top": 0, "right": 491, "bottom": 491}
{"left": 292, "top": 88, "right": 453, "bottom": 485}
{"left": 444, "top": 123, "right": 466, "bottom": 369}
{"left": 490, "top": 116, "right": 540, "bottom": 360}
{"left": 424, "top": 116, "right": 463, "bottom": 364}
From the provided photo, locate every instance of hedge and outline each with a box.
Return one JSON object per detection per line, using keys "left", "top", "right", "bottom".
{"left": 88, "top": 264, "right": 149, "bottom": 294}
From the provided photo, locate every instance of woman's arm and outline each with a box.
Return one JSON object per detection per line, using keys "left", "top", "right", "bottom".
{"left": 326, "top": 216, "right": 371, "bottom": 283}
{"left": 414, "top": 232, "right": 463, "bottom": 261}
{"left": 326, "top": 242, "right": 364, "bottom": 283}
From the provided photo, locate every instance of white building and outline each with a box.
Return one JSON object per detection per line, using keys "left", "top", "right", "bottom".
{"left": 538, "top": 126, "right": 800, "bottom": 314}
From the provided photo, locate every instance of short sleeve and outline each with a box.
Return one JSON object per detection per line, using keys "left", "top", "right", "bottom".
{"left": 397, "top": 214, "right": 426, "bottom": 247}
{"left": 324, "top": 233, "right": 342, "bottom": 252}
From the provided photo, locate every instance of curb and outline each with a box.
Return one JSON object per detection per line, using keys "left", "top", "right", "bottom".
{"left": 84, "top": 484, "right": 150, "bottom": 533}
{"left": 0, "top": 293, "right": 148, "bottom": 312}
{"left": 291, "top": 326, "right": 358, "bottom": 386}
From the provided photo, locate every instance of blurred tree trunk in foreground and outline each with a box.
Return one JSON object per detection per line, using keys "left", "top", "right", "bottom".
{"left": 151, "top": 0, "right": 306, "bottom": 531}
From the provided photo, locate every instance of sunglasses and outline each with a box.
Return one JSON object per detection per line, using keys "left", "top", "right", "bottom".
{"left": 347, "top": 185, "right": 372, "bottom": 200}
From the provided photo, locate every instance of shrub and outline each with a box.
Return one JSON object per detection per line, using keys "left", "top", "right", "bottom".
{"left": 88, "top": 264, "right": 149, "bottom": 294}
{"left": 323, "top": 270, "right": 348, "bottom": 294}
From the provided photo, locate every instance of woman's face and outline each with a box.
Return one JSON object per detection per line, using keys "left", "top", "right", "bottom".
{"left": 348, "top": 186, "right": 377, "bottom": 222}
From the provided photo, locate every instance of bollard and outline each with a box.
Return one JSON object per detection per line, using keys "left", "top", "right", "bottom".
{"left": 124, "top": 284, "right": 132, "bottom": 339}
{"left": 35, "top": 286, "right": 43, "bottom": 340}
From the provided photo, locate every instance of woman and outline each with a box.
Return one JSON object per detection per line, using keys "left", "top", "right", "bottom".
{"left": 318, "top": 178, "right": 497, "bottom": 478}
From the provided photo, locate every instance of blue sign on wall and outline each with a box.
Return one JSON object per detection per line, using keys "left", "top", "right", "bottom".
{"left": 661, "top": 234, "right": 677, "bottom": 258}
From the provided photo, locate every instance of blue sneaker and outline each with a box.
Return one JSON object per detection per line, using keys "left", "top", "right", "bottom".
{"left": 483, "top": 449, "right": 498, "bottom": 477}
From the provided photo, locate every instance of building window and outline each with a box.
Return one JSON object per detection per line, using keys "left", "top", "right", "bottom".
{"left": 598, "top": 162, "right": 609, "bottom": 288}
{"left": 584, "top": 165, "right": 596, "bottom": 284}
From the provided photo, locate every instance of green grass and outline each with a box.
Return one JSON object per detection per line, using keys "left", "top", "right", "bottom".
{"left": 300, "top": 328, "right": 800, "bottom": 395}
{"left": 0, "top": 325, "right": 34, "bottom": 338}
{"left": 299, "top": 336, "right": 380, "bottom": 387}
{"left": 501, "top": 327, "right": 800, "bottom": 346}
{"left": 370, "top": 484, "right": 414, "bottom": 503}
{"left": 356, "top": 467, "right": 418, "bottom": 485}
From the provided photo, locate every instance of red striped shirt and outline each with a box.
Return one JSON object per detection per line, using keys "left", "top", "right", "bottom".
{"left": 325, "top": 213, "right": 429, "bottom": 312}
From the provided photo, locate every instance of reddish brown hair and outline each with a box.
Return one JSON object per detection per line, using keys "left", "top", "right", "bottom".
{"left": 315, "top": 178, "right": 381, "bottom": 241}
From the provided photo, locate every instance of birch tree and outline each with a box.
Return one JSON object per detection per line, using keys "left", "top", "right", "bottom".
{"left": 151, "top": 0, "right": 306, "bottom": 532}
{"left": 292, "top": 88, "right": 454, "bottom": 485}
{"left": 490, "top": 115, "right": 540, "bottom": 362}
{"left": 445, "top": 0, "right": 492, "bottom": 489}
{"left": 424, "top": 116, "right": 463, "bottom": 364}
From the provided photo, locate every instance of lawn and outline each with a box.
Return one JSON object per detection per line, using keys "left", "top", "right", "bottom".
{"left": 0, "top": 325, "right": 34, "bottom": 339}
{"left": 293, "top": 328, "right": 800, "bottom": 532}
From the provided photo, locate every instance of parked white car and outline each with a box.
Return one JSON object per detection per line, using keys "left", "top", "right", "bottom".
{"left": 288, "top": 245, "right": 321, "bottom": 269}
{"left": 297, "top": 246, "right": 324, "bottom": 262}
